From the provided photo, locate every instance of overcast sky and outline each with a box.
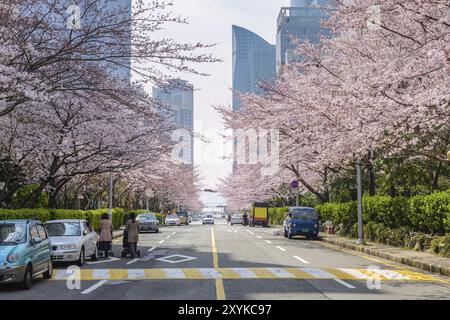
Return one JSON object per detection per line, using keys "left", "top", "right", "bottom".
{"left": 142, "top": 0, "right": 290, "bottom": 205}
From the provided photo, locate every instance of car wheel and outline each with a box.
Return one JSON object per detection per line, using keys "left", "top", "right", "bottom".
{"left": 43, "top": 259, "right": 53, "bottom": 279}
{"left": 20, "top": 264, "right": 33, "bottom": 290}
{"left": 91, "top": 246, "right": 98, "bottom": 261}
{"left": 77, "top": 247, "right": 85, "bottom": 267}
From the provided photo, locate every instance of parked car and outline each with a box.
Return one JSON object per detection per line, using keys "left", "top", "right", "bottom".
{"left": 202, "top": 214, "right": 215, "bottom": 225}
{"left": 137, "top": 213, "right": 159, "bottom": 233}
{"left": 0, "top": 219, "right": 53, "bottom": 290}
{"left": 283, "top": 207, "right": 320, "bottom": 240}
{"left": 165, "top": 214, "right": 180, "bottom": 226}
{"left": 177, "top": 211, "right": 190, "bottom": 225}
{"left": 230, "top": 213, "right": 244, "bottom": 225}
{"left": 44, "top": 219, "right": 98, "bottom": 266}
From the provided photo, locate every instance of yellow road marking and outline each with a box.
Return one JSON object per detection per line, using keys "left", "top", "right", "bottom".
{"left": 211, "top": 228, "right": 226, "bottom": 300}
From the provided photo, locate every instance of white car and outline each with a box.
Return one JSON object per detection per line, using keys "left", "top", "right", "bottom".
{"left": 202, "top": 214, "right": 215, "bottom": 225}
{"left": 45, "top": 219, "right": 99, "bottom": 266}
{"left": 165, "top": 214, "right": 180, "bottom": 226}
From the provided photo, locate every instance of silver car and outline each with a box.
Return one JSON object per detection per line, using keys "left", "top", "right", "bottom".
{"left": 137, "top": 213, "right": 159, "bottom": 233}
{"left": 165, "top": 214, "right": 180, "bottom": 226}
{"left": 202, "top": 214, "right": 214, "bottom": 225}
{"left": 230, "top": 213, "right": 244, "bottom": 225}
{"left": 45, "top": 219, "right": 98, "bottom": 266}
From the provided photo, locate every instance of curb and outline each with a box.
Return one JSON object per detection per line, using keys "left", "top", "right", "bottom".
{"left": 320, "top": 236, "right": 450, "bottom": 278}
{"left": 112, "top": 231, "right": 123, "bottom": 239}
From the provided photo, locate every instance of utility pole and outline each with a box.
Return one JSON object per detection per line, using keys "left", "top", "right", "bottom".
{"left": 356, "top": 160, "right": 364, "bottom": 245}
{"left": 108, "top": 172, "right": 113, "bottom": 219}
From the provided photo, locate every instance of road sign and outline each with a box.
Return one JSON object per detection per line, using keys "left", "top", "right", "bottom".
{"left": 291, "top": 180, "right": 299, "bottom": 189}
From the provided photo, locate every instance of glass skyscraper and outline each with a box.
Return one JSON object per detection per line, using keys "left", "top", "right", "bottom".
{"left": 276, "top": 0, "right": 330, "bottom": 73}
{"left": 232, "top": 25, "right": 276, "bottom": 111}
{"left": 153, "top": 80, "right": 194, "bottom": 166}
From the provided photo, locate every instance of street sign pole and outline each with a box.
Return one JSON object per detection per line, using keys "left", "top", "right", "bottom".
{"left": 291, "top": 180, "right": 299, "bottom": 207}
{"left": 356, "top": 160, "right": 364, "bottom": 245}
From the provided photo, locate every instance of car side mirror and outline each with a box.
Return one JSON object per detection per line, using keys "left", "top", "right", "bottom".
{"left": 288, "top": 213, "right": 292, "bottom": 218}
{"left": 83, "top": 230, "right": 88, "bottom": 236}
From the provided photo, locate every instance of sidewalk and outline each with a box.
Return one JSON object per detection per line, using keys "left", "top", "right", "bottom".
{"left": 320, "top": 234, "right": 450, "bottom": 277}
{"left": 112, "top": 226, "right": 125, "bottom": 239}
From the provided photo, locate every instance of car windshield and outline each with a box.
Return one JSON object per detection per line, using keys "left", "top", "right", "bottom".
{"left": 168, "top": 215, "right": 178, "bottom": 219}
{"left": 234, "top": 214, "right": 243, "bottom": 217}
{"left": 45, "top": 222, "right": 81, "bottom": 237}
{"left": 178, "top": 212, "right": 187, "bottom": 217}
{"left": 138, "top": 214, "right": 156, "bottom": 221}
{"left": 0, "top": 223, "right": 26, "bottom": 245}
{"left": 290, "top": 209, "right": 318, "bottom": 221}
{"left": 206, "top": 214, "right": 213, "bottom": 218}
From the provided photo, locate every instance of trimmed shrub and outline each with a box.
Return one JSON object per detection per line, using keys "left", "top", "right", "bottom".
{"left": 430, "top": 235, "right": 450, "bottom": 258}
{"left": 408, "top": 192, "right": 450, "bottom": 234}
{"left": 268, "top": 207, "right": 288, "bottom": 226}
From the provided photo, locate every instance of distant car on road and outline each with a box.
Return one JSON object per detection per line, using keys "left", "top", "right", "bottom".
{"left": 137, "top": 213, "right": 159, "bottom": 233}
{"left": 0, "top": 219, "right": 53, "bottom": 290}
{"left": 202, "top": 214, "right": 214, "bottom": 225}
{"left": 45, "top": 219, "right": 98, "bottom": 266}
{"left": 177, "top": 211, "right": 190, "bottom": 225}
{"left": 165, "top": 214, "right": 180, "bottom": 226}
{"left": 230, "top": 213, "right": 244, "bottom": 225}
{"left": 283, "top": 207, "right": 320, "bottom": 240}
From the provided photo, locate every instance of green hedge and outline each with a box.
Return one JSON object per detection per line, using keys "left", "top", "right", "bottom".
{"left": 316, "top": 191, "right": 450, "bottom": 235}
{"left": 0, "top": 208, "right": 125, "bottom": 231}
{"left": 268, "top": 207, "right": 288, "bottom": 226}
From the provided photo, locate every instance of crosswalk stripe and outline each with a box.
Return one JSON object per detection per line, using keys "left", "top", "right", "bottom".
{"left": 48, "top": 267, "right": 440, "bottom": 282}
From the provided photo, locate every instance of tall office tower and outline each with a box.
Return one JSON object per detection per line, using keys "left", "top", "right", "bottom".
{"left": 232, "top": 25, "right": 276, "bottom": 112}
{"left": 153, "top": 80, "right": 194, "bottom": 166}
{"left": 276, "top": 0, "right": 330, "bottom": 73}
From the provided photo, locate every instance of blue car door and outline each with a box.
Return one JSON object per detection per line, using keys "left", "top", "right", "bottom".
{"left": 36, "top": 224, "right": 51, "bottom": 268}
{"left": 28, "top": 224, "right": 43, "bottom": 274}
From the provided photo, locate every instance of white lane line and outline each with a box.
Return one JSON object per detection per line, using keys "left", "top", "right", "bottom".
{"left": 234, "top": 230, "right": 238, "bottom": 234}
{"left": 334, "top": 279, "right": 356, "bottom": 289}
{"left": 172, "top": 232, "right": 176, "bottom": 235}
{"left": 231, "top": 268, "right": 257, "bottom": 278}
{"left": 256, "top": 236, "right": 262, "bottom": 239}
{"left": 128, "top": 269, "right": 145, "bottom": 279}
{"left": 147, "top": 246, "right": 156, "bottom": 252}
{"left": 276, "top": 246, "right": 287, "bottom": 252}
{"left": 159, "top": 240, "right": 165, "bottom": 244}
{"left": 302, "top": 268, "right": 336, "bottom": 279}
{"left": 265, "top": 240, "right": 272, "bottom": 244}
{"left": 92, "top": 269, "right": 109, "bottom": 280}
{"left": 81, "top": 280, "right": 108, "bottom": 295}
{"left": 166, "top": 235, "right": 171, "bottom": 239}
{"left": 86, "top": 257, "right": 121, "bottom": 265}
{"left": 266, "top": 268, "right": 295, "bottom": 278}
{"left": 339, "top": 268, "right": 370, "bottom": 280}
{"left": 164, "top": 269, "right": 186, "bottom": 279}
{"left": 126, "top": 258, "right": 139, "bottom": 265}
{"left": 293, "top": 255, "right": 310, "bottom": 264}
{"left": 246, "top": 230, "right": 255, "bottom": 235}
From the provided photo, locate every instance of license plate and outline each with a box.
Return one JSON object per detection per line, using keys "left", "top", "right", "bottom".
{"left": 302, "top": 229, "right": 310, "bottom": 233}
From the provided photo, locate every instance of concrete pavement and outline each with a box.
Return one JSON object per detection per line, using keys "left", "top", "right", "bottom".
{"left": 0, "top": 219, "right": 449, "bottom": 300}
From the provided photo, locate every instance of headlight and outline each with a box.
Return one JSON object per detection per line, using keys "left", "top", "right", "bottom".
{"left": 61, "top": 243, "right": 77, "bottom": 250}
{"left": 7, "top": 253, "right": 19, "bottom": 263}
{"left": 314, "top": 224, "right": 318, "bottom": 228}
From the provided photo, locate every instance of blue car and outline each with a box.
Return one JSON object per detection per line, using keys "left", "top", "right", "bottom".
{"left": 0, "top": 219, "right": 53, "bottom": 289}
{"left": 283, "top": 207, "right": 320, "bottom": 240}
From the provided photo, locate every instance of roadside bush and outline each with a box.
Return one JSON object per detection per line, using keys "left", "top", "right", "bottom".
{"left": 408, "top": 192, "right": 450, "bottom": 234}
{"left": 0, "top": 208, "right": 125, "bottom": 230}
{"left": 268, "top": 207, "right": 288, "bottom": 226}
{"left": 430, "top": 235, "right": 450, "bottom": 258}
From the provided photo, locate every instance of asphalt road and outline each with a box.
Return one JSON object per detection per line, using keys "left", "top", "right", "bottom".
{"left": 0, "top": 219, "right": 449, "bottom": 300}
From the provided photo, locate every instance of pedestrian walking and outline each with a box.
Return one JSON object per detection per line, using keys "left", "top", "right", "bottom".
{"left": 227, "top": 213, "right": 231, "bottom": 224}
{"left": 126, "top": 213, "right": 140, "bottom": 258}
{"left": 99, "top": 213, "right": 113, "bottom": 259}
{"left": 243, "top": 211, "right": 248, "bottom": 226}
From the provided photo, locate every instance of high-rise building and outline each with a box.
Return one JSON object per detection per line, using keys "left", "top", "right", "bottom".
{"left": 153, "top": 80, "right": 194, "bottom": 166}
{"left": 276, "top": 0, "right": 330, "bottom": 73}
{"left": 232, "top": 25, "right": 276, "bottom": 111}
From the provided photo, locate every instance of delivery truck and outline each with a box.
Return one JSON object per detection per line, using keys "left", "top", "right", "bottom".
{"left": 250, "top": 203, "right": 269, "bottom": 227}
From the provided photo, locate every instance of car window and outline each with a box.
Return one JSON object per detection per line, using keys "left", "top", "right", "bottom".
{"left": 29, "top": 225, "right": 39, "bottom": 240}
{"left": 289, "top": 208, "right": 318, "bottom": 220}
{"left": 0, "top": 223, "right": 26, "bottom": 244}
{"left": 83, "top": 222, "right": 91, "bottom": 234}
{"left": 36, "top": 224, "right": 48, "bottom": 240}
{"left": 86, "top": 222, "right": 93, "bottom": 233}
{"left": 45, "top": 222, "right": 82, "bottom": 236}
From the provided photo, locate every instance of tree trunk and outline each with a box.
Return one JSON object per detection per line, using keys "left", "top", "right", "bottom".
{"left": 431, "top": 162, "right": 443, "bottom": 192}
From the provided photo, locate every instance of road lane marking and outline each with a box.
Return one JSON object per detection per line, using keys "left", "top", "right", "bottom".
{"left": 166, "top": 235, "right": 171, "bottom": 239}
{"left": 126, "top": 258, "right": 139, "bottom": 265}
{"left": 86, "top": 257, "right": 121, "bottom": 265}
{"left": 172, "top": 232, "right": 176, "bottom": 235}
{"left": 256, "top": 236, "right": 262, "bottom": 239}
{"left": 246, "top": 230, "right": 255, "bottom": 235}
{"left": 159, "top": 240, "right": 165, "bottom": 244}
{"left": 266, "top": 268, "right": 295, "bottom": 278}
{"left": 276, "top": 246, "right": 287, "bottom": 252}
{"left": 265, "top": 240, "right": 272, "bottom": 244}
{"left": 147, "top": 246, "right": 156, "bottom": 252}
{"left": 81, "top": 280, "right": 108, "bottom": 295}
{"left": 211, "top": 228, "right": 226, "bottom": 300}
{"left": 50, "top": 267, "right": 442, "bottom": 282}
{"left": 293, "top": 255, "right": 310, "bottom": 264}
{"left": 234, "top": 231, "right": 238, "bottom": 234}
{"left": 334, "top": 279, "right": 356, "bottom": 289}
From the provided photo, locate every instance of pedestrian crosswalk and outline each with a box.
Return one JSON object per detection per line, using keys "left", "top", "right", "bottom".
{"left": 51, "top": 267, "right": 441, "bottom": 282}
